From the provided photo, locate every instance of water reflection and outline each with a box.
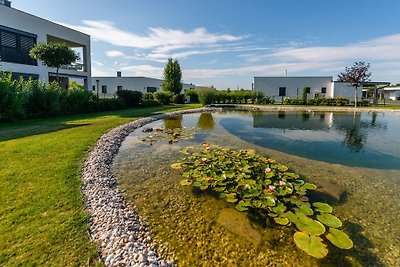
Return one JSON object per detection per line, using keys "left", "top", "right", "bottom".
{"left": 164, "top": 115, "right": 183, "bottom": 129}
{"left": 197, "top": 112, "right": 215, "bottom": 130}
{"left": 219, "top": 111, "right": 397, "bottom": 169}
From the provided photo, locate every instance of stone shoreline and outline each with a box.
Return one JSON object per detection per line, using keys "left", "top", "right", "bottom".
{"left": 81, "top": 105, "right": 399, "bottom": 266}
{"left": 80, "top": 107, "right": 221, "bottom": 267}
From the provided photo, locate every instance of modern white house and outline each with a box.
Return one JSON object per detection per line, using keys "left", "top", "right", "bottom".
{"left": 383, "top": 87, "right": 400, "bottom": 100}
{"left": 253, "top": 76, "right": 360, "bottom": 102}
{"left": 92, "top": 72, "right": 199, "bottom": 98}
{"left": 0, "top": 1, "right": 91, "bottom": 89}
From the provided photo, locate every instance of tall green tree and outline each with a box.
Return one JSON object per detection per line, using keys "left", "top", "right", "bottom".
{"left": 29, "top": 42, "right": 80, "bottom": 83}
{"left": 162, "top": 58, "right": 182, "bottom": 95}
{"left": 337, "top": 62, "right": 371, "bottom": 107}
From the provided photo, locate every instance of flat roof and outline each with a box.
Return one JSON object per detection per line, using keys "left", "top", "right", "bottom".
{"left": 1, "top": 4, "right": 90, "bottom": 37}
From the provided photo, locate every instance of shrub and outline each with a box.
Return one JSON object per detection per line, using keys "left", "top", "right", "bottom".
{"left": 95, "top": 98, "right": 125, "bottom": 111}
{"left": 197, "top": 87, "right": 216, "bottom": 106}
{"left": 25, "top": 80, "right": 62, "bottom": 118}
{"left": 173, "top": 94, "right": 185, "bottom": 104}
{"left": 0, "top": 73, "right": 26, "bottom": 121}
{"left": 116, "top": 90, "right": 143, "bottom": 107}
{"left": 184, "top": 89, "right": 199, "bottom": 103}
{"left": 154, "top": 91, "right": 174, "bottom": 105}
{"left": 284, "top": 98, "right": 305, "bottom": 105}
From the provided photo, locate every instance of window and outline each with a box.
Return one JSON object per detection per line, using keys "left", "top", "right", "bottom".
{"left": 147, "top": 86, "right": 157, "bottom": 93}
{"left": 0, "top": 26, "right": 37, "bottom": 65}
{"left": 321, "top": 87, "right": 327, "bottom": 93}
{"left": 101, "top": 85, "right": 107, "bottom": 94}
{"left": 279, "top": 87, "right": 286, "bottom": 96}
{"left": 117, "top": 86, "right": 123, "bottom": 91}
{"left": 305, "top": 87, "right": 311, "bottom": 94}
{"left": 92, "top": 85, "right": 96, "bottom": 91}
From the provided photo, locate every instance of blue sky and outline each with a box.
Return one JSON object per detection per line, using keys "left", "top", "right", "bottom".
{"left": 12, "top": 0, "right": 400, "bottom": 89}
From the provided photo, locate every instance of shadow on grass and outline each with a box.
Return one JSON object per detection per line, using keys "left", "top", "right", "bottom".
{"left": 0, "top": 123, "right": 89, "bottom": 142}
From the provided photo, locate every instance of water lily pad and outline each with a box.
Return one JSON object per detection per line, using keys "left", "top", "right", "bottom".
{"left": 225, "top": 193, "right": 238, "bottom": 203}
{"left": 277, "top": 164, "right": 289, "bottom": 172}
{"left": 313, "top": 202, "right": 333, "bottom": 213}
{"left": 171, "top": 163, "right": 183, "bottom": 170}
{"left": 317, "top": 214, "right": 342, "bottom": 228}
{"left": 274, "top": 217, "right": 289, "bottom": 225}
{"left": 295, "top": 216, "right": 326, "bottom": 236}
{"left": 235, "top": 200, "right": 251, "bottom": 211}
{"left": 293, "top": 232, "right": 328, "bottom": 259}
{"left": 180, "top": 179, "right": 193, "bottom": 186}
{"left": 326, "top": 229, "right": 353, "bottom": 249}
{"left": 301, "top": 183, "right": 318, "bottom": 190}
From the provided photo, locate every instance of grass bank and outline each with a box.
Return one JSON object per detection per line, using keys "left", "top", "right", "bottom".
{"left": 0, "top": 104, "right": 201, "bottom": 266}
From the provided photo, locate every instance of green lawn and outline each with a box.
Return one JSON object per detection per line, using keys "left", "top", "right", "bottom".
{"left": 0, "top": 104, "right": 201, "bottom": 266}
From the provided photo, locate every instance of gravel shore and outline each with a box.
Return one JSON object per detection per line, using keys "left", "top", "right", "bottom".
{"left": 80, "top": 107, "right": 220, "bottom": 266}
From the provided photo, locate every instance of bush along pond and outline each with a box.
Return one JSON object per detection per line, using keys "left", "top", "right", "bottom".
{"left": 171, "top": 143, "right": 352, "bottom": 259}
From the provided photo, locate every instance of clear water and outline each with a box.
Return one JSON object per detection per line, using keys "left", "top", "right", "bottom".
{"left": 113, "top": 111, "right": 400, "bottom": 266}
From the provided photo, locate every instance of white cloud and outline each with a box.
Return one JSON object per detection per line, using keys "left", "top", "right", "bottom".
{"left": 61, "top": 20, "right": 244, "bottom": 52}
{"left": 106, "top": 50, "right": 125, "bottom": 57}
{"left": 120, "top": 65, "right": 164, "bottom": 78}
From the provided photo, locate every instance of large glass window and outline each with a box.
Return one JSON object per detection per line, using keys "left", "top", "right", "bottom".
{"left": 0, "top": 26, "right": 37, "bottom": 65}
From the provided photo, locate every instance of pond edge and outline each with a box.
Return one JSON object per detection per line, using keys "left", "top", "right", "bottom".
{"left": 80, "top": 107, "right": 221, "bottom": 266}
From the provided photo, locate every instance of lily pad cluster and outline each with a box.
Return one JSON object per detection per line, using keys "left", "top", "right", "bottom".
{"left": 140, "top": 127, "right": 195, "bottom": 144}
{"left": 171, "top": 144, "right": 353, "bottom": 258}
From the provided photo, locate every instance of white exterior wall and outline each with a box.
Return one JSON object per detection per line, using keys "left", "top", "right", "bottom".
{"left": 254, "top": 77, "right": 334, "bottom": 101}
{"left": 332, "top": 82, "right": 361, "bottom": 100}
{"left": 92, "top": 76, "right": 197, "bottom": 98}
{"left": 0, "top": 4, "right": 91, "bottom": 88}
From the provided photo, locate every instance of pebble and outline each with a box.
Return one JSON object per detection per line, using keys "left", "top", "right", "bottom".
{"left": 81, "top": 108, "right": 221, "bottom": 266}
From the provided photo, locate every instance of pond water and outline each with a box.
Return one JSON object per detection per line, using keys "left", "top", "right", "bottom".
{"left": 113, "top": 111, "right": 400, "bottom": 266}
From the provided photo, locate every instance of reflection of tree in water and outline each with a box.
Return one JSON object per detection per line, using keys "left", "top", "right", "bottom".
{"left": 342, "top": 124, "right": 365, "bottom": 152}
{"left": 337, "top": 112, "right": 387, "bottom": 152}
{"left": 164, "top": 115, "right": 183, "bottom": 129}
{"left": 197, "top": 112, "right": 215, "bottom": 130}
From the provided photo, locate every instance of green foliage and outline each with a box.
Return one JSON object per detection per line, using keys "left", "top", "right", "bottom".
{"left": 0, "top": 73, "right": 26, "bottom": 121}
{"left": 116, "top": 90, "right": 143, "bottom": 107}
{"left": 29, "top": 42, "right": 80, "bottom": 74}
{"left": 173, "top": 94, "right": 185, "bottom": 104}
{"left": 172, "top": 144, "right": 352, "bottom": 258}
{"left": 184, "top": 89, "right": 199, "bottom": 103}
{"left": 141, "top": 92, "right": 160, "bottom": 107}
{"left": 183, "top": 89, "right": 270, "bottom": 105}
{"left": 284, "top": 97, "right": 350, "bottom": 106}
{"left": 154, "top": 91, "right": 174, "bottom": 105}
{"left": 162, "top": 58, "right": 182, "bottom": 95}
{"left": 302, "top": 88, "right": 308, "bottom": 104}
{"left": 197, "top": 87, "right": 216, "bottom": 105}
{"left": 0, "top": 73, "right": 131, "bottom": 121}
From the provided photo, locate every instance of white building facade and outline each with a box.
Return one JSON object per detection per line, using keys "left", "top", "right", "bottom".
{"left": 92, "top": 72, "right": 198, "bottom": 98}
{"left": 253, "top": 76, "right": 360, "bottom": 102}
{"left": 0, "top": 1, "right": 91, "bottom": 89}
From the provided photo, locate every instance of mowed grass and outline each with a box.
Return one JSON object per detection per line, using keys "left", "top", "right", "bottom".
{"left": 0, "top": 104, "right": 201, "bottom": 266}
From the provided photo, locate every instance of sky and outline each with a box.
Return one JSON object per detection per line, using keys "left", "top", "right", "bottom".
{"left": 11, "top": 0, "right": 400, "bottom": 89}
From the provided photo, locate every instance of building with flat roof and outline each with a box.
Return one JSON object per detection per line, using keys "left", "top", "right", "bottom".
{"left": 253, "top": 76, "right": 360, "bottom": 102}
{"left": 0, "top": 1, "right": 91, "bottom": 89}
{"left": 92, "top": 72, "right": 199, "bottom": 98}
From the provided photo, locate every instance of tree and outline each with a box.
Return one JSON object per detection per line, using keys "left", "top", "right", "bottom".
{"left": 29, "top": 42, "right": 80, "bottom": 83}
{"left": 162, "top": 58, "right": 182, "bottom": 95}
{"left": 337, "top": 62, "right": 371, "bottom": 107}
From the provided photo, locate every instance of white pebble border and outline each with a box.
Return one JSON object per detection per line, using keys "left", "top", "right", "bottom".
{"left": 81, "top": 107, "right": 221, "bottom": 267}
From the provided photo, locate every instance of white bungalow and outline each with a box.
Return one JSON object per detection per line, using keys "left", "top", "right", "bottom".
{"left": 92, "top": 72, "right": 200, "bottom": 98}
{"left": 253, "top": 76, "right": 360, "bottom": 102}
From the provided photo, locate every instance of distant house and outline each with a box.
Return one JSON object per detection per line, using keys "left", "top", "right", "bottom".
{"left": 0, "top": 1, "right": 91, "bottom": 89}
{"left": 92, "top": 72, "right": 199, "bottom": 97}
{"left": 253, "top": 76, "right": 360, "bottom": 102}
{"left": 383, "top": 87, "right": 400, "bottom": 100}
